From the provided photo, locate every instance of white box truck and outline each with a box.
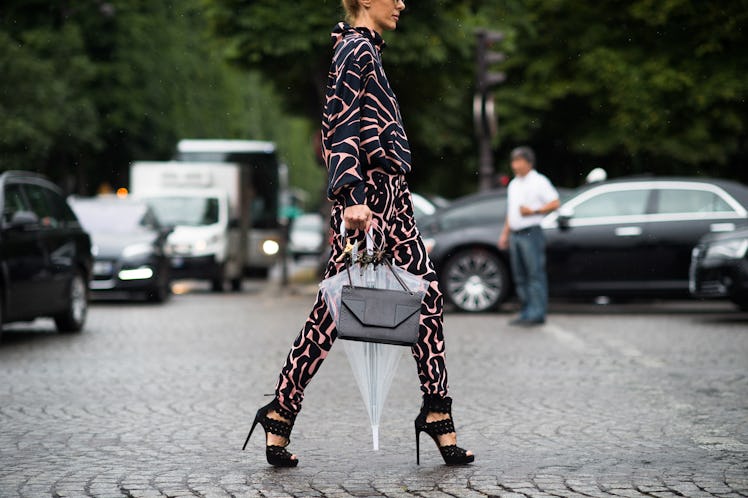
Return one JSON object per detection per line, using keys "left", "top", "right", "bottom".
{"left": 130, "top": 161, "right": 247, "bottom": 291}
{"left": 174, "top": 139, "right": 284, "bottom": 277}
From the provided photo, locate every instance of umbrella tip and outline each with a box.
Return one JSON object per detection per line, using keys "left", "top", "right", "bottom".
{"left": 372, "top": 424, "right": 380, "bottom": 451}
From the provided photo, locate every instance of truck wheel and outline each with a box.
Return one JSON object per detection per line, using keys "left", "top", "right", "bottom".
{"left": 230, "top": 278, "right": 242, "bottom": 292}
{"left": 55, "top": 271, "right": 88, "bottom": 333}
{"left": 211, "top": 278, "right": 225, "bottom": 292}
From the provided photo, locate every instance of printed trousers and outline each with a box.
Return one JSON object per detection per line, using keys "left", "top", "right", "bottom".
{"left": 275, "top": 169, "right": 449, "bottom": 415}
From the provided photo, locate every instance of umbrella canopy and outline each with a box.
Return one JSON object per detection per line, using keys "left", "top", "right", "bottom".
{"left": 343, "top": 341, "right": 403, "bottom": 450}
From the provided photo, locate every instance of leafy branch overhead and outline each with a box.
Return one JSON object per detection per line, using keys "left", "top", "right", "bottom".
{"left": 205, "top": 0, "right": 748, "bottom": 190}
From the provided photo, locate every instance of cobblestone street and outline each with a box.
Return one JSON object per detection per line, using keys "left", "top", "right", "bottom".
{"left": 1, "top": 282, "right": 747, "bottom": 497}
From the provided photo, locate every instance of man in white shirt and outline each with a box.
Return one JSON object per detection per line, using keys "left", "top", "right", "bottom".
{"left": 498, "top": 147, "right": 560, "bottom": 326}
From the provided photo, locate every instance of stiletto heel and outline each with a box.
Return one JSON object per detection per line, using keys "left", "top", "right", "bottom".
{"left": 415, "top": 427, "right": 421, "bottom": 465}
{"left": 242, "top": 399, "right": 299, "bottom": 467}
{"left": 242, "top": 417, "right": 259, "bottom": 451}
{"left": 414, "top": 395, "right": 474, "bottom": 466}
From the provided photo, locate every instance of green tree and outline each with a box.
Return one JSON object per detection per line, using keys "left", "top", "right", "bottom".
{"left": 0, "top": 24, "right": 99, "bottom": 182}
{"left": 206, "top": 0, "right": 748, "bottom": 194}
{"left": 1, "top": 0, "right": 321, "bottom": 197}
{"left": 204, "top": 0, "right": 485, "bottom": 196}
{"left": 485, "top": 0, "right": 748, "bottom": 184}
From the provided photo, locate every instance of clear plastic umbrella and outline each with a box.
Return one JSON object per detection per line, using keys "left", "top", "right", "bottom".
{"left": 319, "top": 226, "right": 428, "bottom": 450}
{"left": 342, "top": 340, "right": 402, "bottom": 450}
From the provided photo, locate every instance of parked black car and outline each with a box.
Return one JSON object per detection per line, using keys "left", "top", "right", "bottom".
{"left": 690, "top": 227, "right": 748, "bottom": 310}
{"left": 421, "top": 178, "right": 748, "bottom": 312}
{"left": 0, "top": 171, "right": 92, "bottom": 336}
{"left": 69, "top": 196, "right": 172, "bottom": 302}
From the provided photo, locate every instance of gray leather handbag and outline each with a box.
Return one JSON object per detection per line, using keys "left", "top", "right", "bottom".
{"left": 338, "top": 259, "right": 424, "bottom": 347}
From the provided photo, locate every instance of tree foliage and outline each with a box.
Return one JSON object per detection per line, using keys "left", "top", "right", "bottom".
{"left": 204, "top": 0, "right": 485, "bottom": 194}
{"left": 205, "top": 0, "right": 748, "bottom": 194}
{"left": 2, "top": 1, "right": 746, "bottom": 200}
{"left": 492, "top": 0, "right": 748, "bottom": 185}
{"left": 0, "top": 0, "right": 321, "bottom": 199}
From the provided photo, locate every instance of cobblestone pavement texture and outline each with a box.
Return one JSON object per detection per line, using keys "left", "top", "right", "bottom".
{"left": 1, "top": 281, "right": 747, "bottom": 497}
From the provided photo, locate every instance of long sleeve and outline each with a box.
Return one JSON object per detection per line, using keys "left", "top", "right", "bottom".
{"left": 324, "top": 45, "right": 373, "bottom": 207}
{"left": 322, "top": 24, "right": 412, "bottom": 207}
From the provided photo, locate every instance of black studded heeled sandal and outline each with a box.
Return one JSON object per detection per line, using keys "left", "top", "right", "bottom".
{"left": 414, "top": 395, "right": 474, "bottom": 466}
{"left": 243, "top": 399, "right": 298, "bottom": 467}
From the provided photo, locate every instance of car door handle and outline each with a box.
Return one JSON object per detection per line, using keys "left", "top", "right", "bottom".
{"left": 710, "top": 222, "right": 735, "bottom": 233}
{"left": 615, "top": 226, "right": 642, "bottom": 237}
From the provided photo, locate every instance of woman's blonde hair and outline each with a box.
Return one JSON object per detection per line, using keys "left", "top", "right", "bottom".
{"left": 342, "top": 0, "right": 360, "bottom": 24}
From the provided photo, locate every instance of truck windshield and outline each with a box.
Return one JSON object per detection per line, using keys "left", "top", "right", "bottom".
{"left": 176, "top": 150, "right": 280, "bottom": 229}
{"left": 147, "top": 196, "right": 219, "bottom": 227}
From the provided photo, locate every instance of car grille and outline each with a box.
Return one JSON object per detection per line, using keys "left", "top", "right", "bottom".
{"left": 92, "top": 260, "right": 116, "bottom": 280}
{"left": 699, "top": 279, "right": 728, "bottom": 297}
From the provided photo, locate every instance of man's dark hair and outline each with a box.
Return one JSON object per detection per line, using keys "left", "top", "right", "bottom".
{"left": 510, "top": 146, "right": 536, "bottom": 167}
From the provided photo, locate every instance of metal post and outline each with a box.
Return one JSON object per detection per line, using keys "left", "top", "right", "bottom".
{"left": 474, "top": 29, "right": 505, "bottom": 192}
{"left": 479, "top": 127, "right": 494, "bottom": 191}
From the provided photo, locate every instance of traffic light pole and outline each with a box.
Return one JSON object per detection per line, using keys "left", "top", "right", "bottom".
{"left": 474, "top": 29, "right": 505, "bottom": 191}
{"left": 479, "top": 124, "right": 494, "bottom": 192}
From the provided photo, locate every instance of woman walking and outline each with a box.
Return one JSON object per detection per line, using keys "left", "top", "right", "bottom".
{"left": 244, "top": 0, "right": 474, "bottom": 468}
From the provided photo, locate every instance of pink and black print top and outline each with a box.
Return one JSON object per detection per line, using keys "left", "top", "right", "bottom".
{"left": 322, "top": 22, "right": 412, "bottom": 207}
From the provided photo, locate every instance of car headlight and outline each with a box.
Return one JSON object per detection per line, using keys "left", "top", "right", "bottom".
{"left": 122, "top": 243, "right": 153, "bottom": 259}
{"left": 705, "top": 239, "right": 748, "bottom": 260}
{"left": 262, "top": 239, "right": 280, "bottom": 256}
{"left": 194, "top": 234, "right": 221, "bottom": 253}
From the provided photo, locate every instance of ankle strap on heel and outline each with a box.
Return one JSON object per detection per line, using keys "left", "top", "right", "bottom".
{"left": 422, "top": 395, "right": 453, "bottom": 414}
{"left": 270, "top": 399, "right": 296, "bottom": 423}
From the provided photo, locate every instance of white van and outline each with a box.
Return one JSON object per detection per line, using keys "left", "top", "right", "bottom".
{"left": 130, "top": 161, "right": 245, "bottom": 291}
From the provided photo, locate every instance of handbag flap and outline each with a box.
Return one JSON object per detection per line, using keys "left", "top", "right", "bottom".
{"left": 341, "top": 286, "right": 422, "bottom": 328}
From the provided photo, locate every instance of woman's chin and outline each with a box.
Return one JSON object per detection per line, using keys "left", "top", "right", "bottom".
{"left": 378, "top": 18, "right": 399, "bottom": 32}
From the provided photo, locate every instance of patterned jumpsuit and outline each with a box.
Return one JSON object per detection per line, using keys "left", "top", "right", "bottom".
{"left": 275, "top": 23, "right": 449, "bottom": 415}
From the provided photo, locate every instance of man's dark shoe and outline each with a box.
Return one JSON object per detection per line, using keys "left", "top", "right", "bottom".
{"left": 520, "top": 319, "right": 546, "bottom": 327}
{"left": 508, "top": 317, "right": 528, "bottom": 326}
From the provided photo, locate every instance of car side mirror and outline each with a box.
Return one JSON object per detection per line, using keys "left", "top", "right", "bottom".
{"left": 7, "top": 210, "right": 40, "bottom": 231}
{"left": 557, "top": 206, "right": 574, "bottom": 229}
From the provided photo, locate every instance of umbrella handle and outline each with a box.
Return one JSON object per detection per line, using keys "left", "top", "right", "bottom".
{"left": 339, "top": 222, "right": 376, "bottom": 257}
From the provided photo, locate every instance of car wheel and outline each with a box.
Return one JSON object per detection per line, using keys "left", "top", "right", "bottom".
{"left": 0, "top": 290, "right": 4, "bottom": 343}
{"left": 442, "top": 248, "right": 509, "bottom": 312}
{"left": 211, "top": 278, "right": 225, "bottom": 292}
{"left": 55, "top": 271, "right": 88, "bottom": 333}
{"left": 732, "top": 296, "right": 748, "bottom": 311}
{"left": 147, "top": 279, "right": 171, "bottom": 303}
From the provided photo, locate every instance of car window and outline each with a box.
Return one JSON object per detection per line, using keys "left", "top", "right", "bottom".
{"left": 23, "top": 184, "right": 62, "bottom": 228}
{"left": 440, "top": 197, "right": 506, "bottom": 231}
{"left": 656, "top": 188, "right": 734, "bottom": 214}
{"left": 44, "top": 188, "right": 79, "bottom": 226}
{"left": 3, "top": 183, "right": 28, "bottom": 224}
{"left": 573, "top": 189, "right": 650, "bottom": 219}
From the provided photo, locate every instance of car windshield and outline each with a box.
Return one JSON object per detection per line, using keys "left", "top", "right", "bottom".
{"left": 293, "top": 215, "right": 323, "bottom": 232}
{"left": 73, "top": 202, "right": 150, "bottom": 233}
{"left": 146, "top": 196, "right": 219, "bottom": 227}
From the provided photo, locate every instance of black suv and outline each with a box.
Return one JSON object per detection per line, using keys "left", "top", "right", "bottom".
{"left": 0, "top": 171, "right": 92, "bottom": 337}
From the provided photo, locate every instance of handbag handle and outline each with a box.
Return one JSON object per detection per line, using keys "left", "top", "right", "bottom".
{"left": 340, "top": 222, "right": 413, "bottom": 295}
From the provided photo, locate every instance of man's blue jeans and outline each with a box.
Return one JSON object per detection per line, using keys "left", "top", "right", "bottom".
{"left": 509, "top": 226, "right": 548, "bottom": 321}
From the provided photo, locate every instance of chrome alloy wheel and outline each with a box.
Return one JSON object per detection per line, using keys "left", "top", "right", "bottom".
{"left": 443, "top": 249, "right": 508, "bottom": 312}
